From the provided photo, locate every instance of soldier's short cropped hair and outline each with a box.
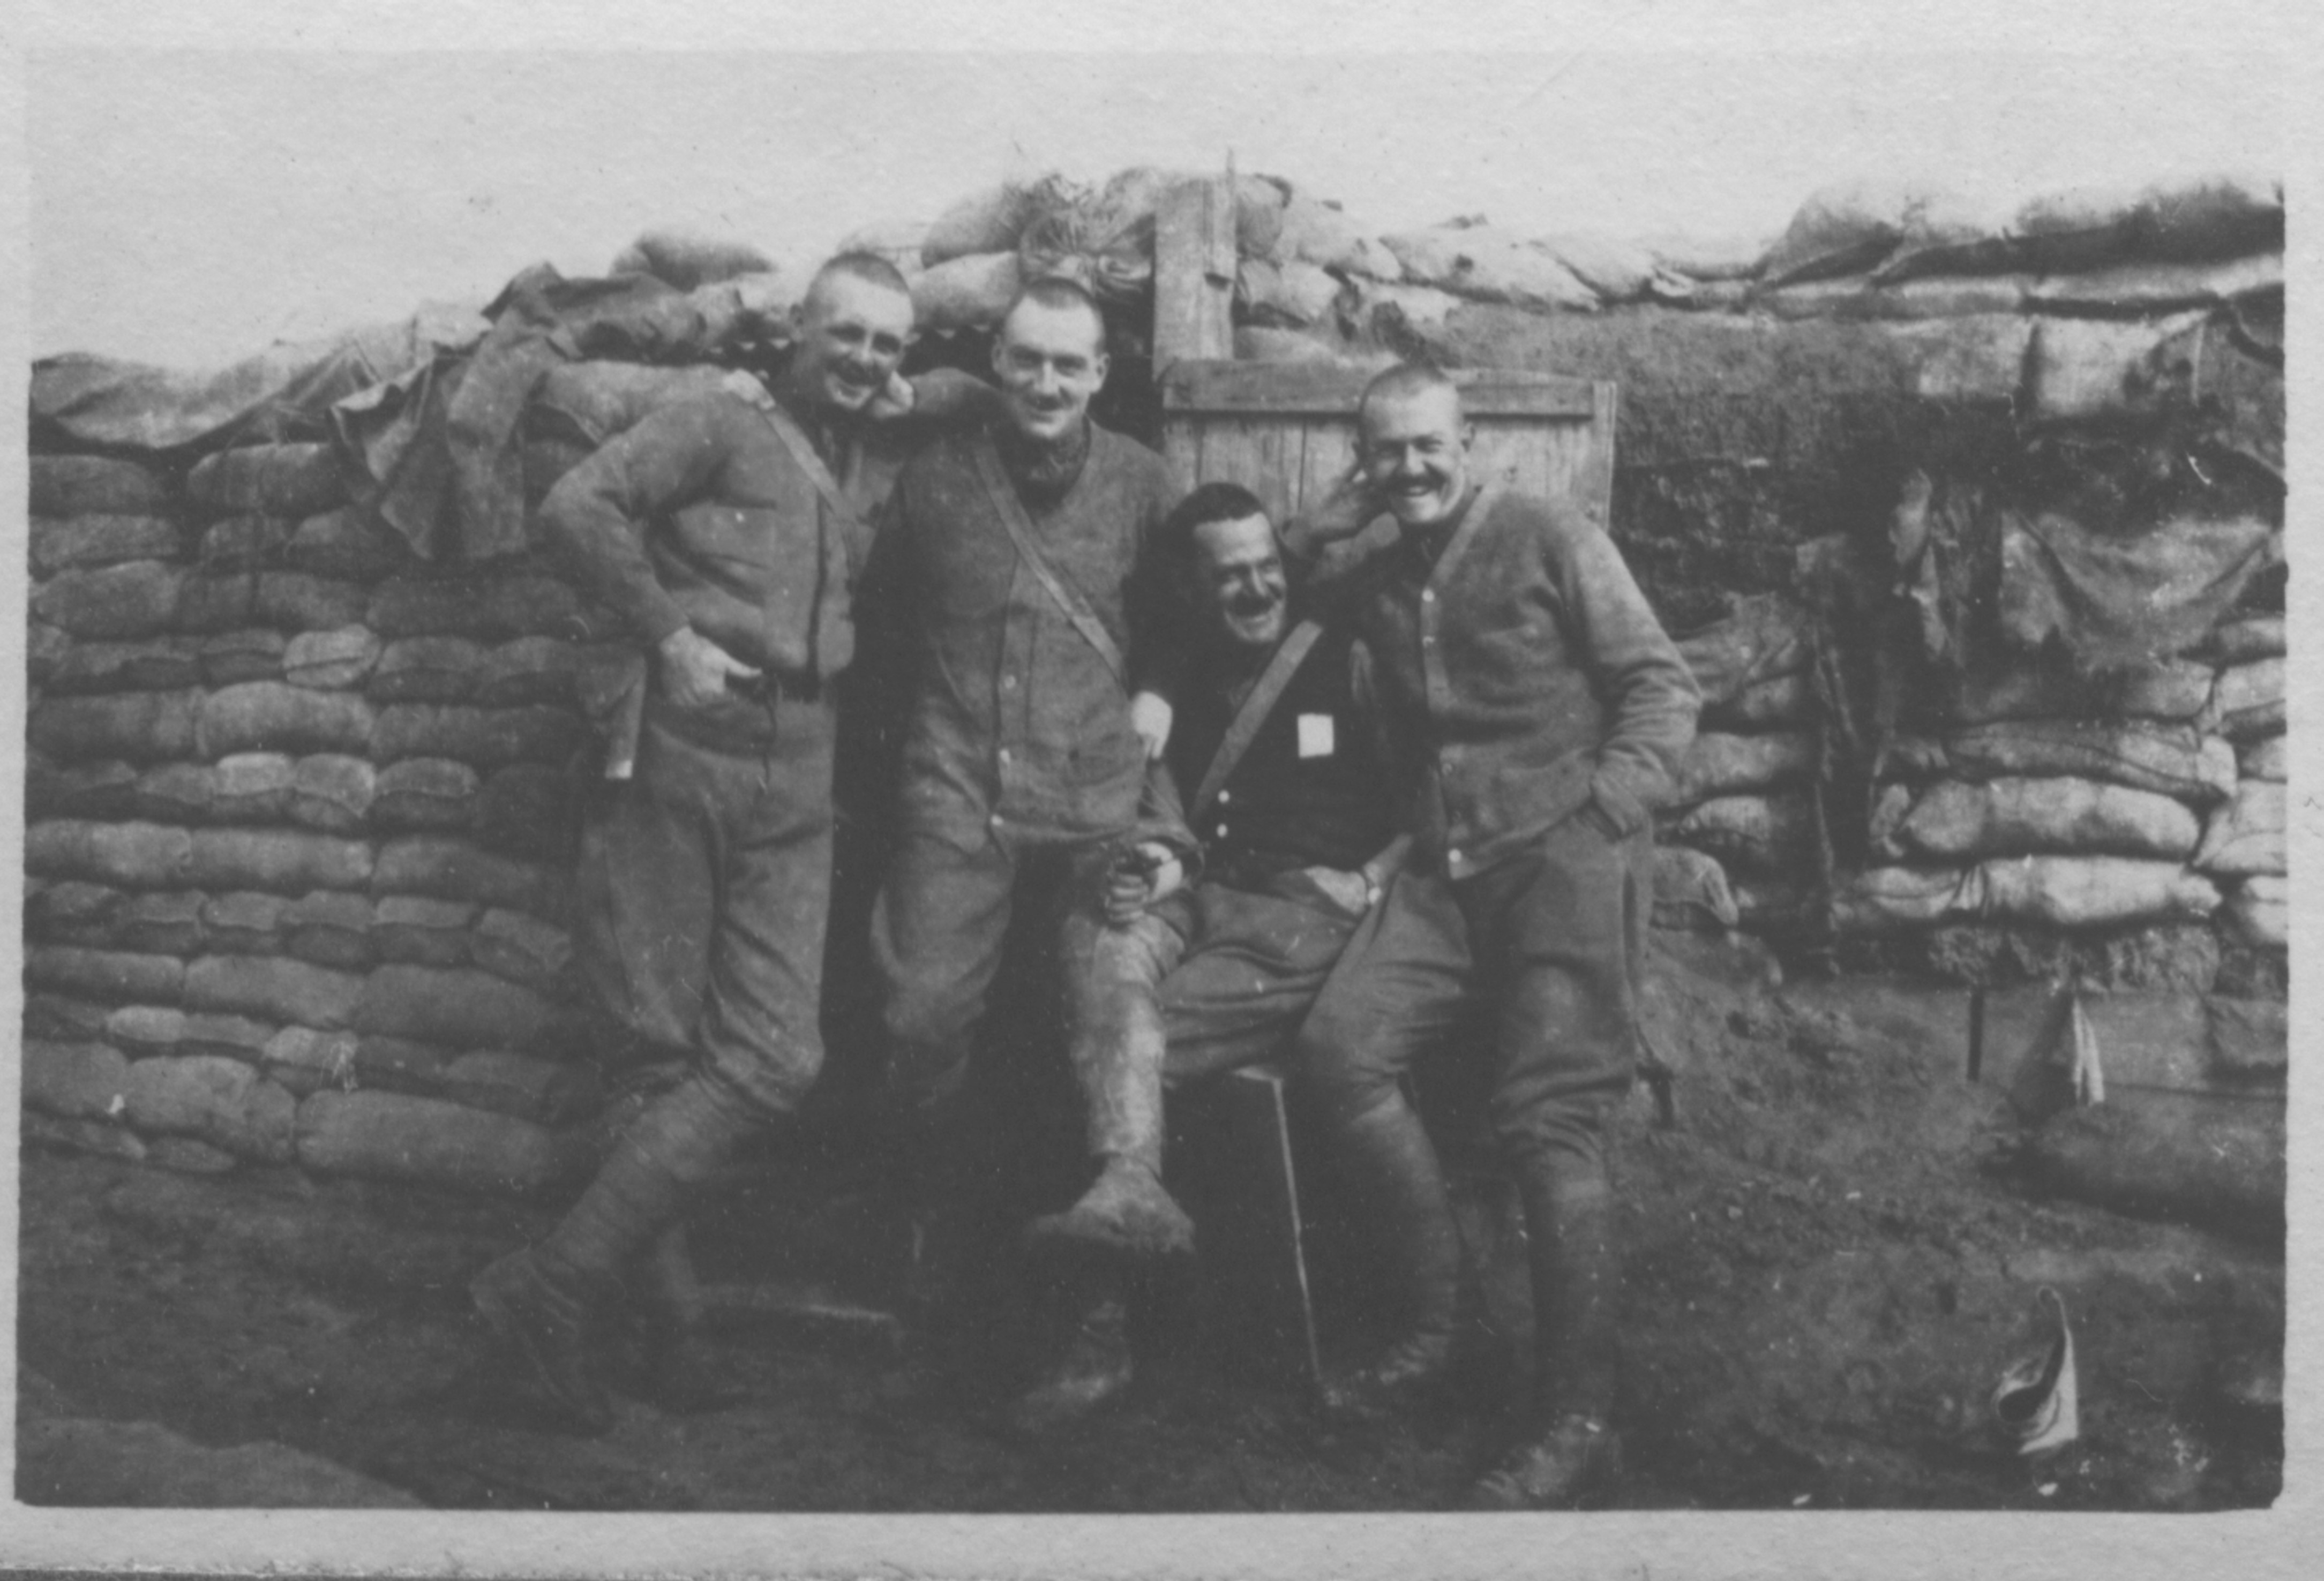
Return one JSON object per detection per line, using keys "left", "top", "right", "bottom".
{"left": 1357, "top": 361, "right": 1463, "bottom": 425}
{"left": 1161, "top": 480, "right": 1275, "bottom": 575}
{"left": 807, "top": 250, "right": 913, "bottom": 306}
{"left": 1000, "top": 275, "right": 1110, "bottom": 351}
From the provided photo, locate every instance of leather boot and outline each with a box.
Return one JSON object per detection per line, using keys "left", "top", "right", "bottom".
{"left": 1464, "top": 1166, "right": 1624, "bottom": 1507}
{"left": 471, "top": 1246, "right": 617, "bottom": 1436}
{"left": 1026, "top": 923, "right": 1195, "bottom": 1265}
{"left": 1319, "top": 1097, "right": 1463, "bottom": 1422}
{"left": 1009, "top": 1286, "right": 1135, "bottom": 1436}
{"left": 639, "top": 1224, "right": 746, "bottom": 1414}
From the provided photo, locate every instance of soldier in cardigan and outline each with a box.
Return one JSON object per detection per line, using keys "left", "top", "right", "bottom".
{"left": 861, "top": 277, "right": 1187, "bottom": 1344}
{"left": 1284, "top": 364, "right": 1699, "bottom": 1507}
{"left": 470, "top": 253, "right": 989, "bottom": 1435}
{"left": 1010, "top": 481, "right": 1410, "bottom": 1431}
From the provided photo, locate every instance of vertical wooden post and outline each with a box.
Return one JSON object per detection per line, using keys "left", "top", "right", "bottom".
{"left": 1153, "top": 174, "right": 1236, "bottom": 375}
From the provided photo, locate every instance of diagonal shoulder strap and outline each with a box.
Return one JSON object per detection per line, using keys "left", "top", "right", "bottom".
{"left": 757, "top": 401, "right": 861, "bottom": 531}
{"left": 972, "top": 430, "right": 1129, "bottom": 688}
{"left": 1191, "top": 618, "right": 1325, "bottom": 816}
{"left": 1425, "top": 473, "right": 1508, "bottom": 595}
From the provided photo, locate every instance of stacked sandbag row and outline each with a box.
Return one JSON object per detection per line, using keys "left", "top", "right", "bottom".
{"left": 1649, "top": 593, "right": 1824, "bottom": 936}
{"left": 23, "top": 445, "right": 613, "bottom": 1196}
{"left": 1835, "top": 614, "right": 2285, "bottom": 972}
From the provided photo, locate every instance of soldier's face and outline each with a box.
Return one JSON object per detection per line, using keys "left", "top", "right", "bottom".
{"left": 791, "top": 274, "right": 914, "bottom": 416}
{"left": 1191, "top": 513, "right": 1288, "bottom": 652}
{"left": 992, "top": 298, "right": 1109, "bottom": 445}
{"left": 1359, "top": 386, "right": 1473, "bottom": 530}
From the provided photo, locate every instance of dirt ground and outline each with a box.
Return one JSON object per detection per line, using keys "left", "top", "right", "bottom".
{"left": 15, "top": 932, "right": 2282, "bottom": 1512}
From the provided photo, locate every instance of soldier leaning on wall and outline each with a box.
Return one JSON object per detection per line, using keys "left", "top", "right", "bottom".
{"left": 469, "top": 252, "right": 994, "bottom": 1435}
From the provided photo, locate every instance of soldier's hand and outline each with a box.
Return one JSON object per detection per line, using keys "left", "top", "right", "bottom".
{"left": 1130, "top": 690, "right": 1174, "bottom": 762}
{"left": 1301, "top": 864, "right": 1374, "bottom": 917}
{"left": 1300, "top": 458, "right": 1387, "bottom": 544}
{"left": 657, "top": 627, "right": 759, "bottom": 710}
{"left": 865, "top": 370, "right": 918, "bottom": 424}
{"left": 718, "top": 368, "right": 776, "bottom": 410}
{"left": 1105, "top": 841, "right": 1183, "bottom": 927}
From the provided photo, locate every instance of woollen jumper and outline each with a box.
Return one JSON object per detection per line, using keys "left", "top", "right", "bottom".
{"left": 866, "top": 418, "right": 1185, "bottom": 848}
{"left": 1311, "top": 484, "right": 1699, "bottom": 879}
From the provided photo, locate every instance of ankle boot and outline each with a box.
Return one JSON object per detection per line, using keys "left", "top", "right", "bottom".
{"left": 1464, "top": 1411, "right": 1624, "bottom": 1510}
{"left": 1319, "top": 1098, "right": 1463, "bottom": 1422}
{"left": 1009, "top": 1289, "right": 1135, "bottom": 1436}
{"left": 471, "top": 1246, "right": 617, "bottom": 1435}
{"left": 639, "top": 1224, "right": 746, "bottom": 1414}
{"left": 1028, "top": 935, "right": 1195, "bottom": 1264}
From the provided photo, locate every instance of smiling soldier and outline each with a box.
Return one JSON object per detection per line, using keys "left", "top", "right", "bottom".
{"left": 1009, "top": 482, "right": 1410, "bottom": 1432}
{"left": 469, "top": 253, "right": 986, "bottom": 1434}
{"left": 860, "top": 277, "right": 1188, "bottom": 1358}
{"left": 1285, "top": 364, "right": 1699, "bottom": 1507}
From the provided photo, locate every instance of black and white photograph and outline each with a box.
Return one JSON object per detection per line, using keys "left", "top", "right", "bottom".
{"left": 2, "top": 2, "right": 2310, "bottom": 1574}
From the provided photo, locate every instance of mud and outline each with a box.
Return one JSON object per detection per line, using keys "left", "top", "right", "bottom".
{"left": 16, "top": 933, "right": 2281, "bottom": 1512}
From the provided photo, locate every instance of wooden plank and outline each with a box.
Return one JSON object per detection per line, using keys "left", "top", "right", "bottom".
{"left": 1160, "top": 418, "right": 1204, "bottom": 491}
{"left": 1164, "top": 358, "right": 1601, "bottom": 419}
{"left": 1153, "top": 180, "right": 1236, "bottom": 372}
{"left": 1292, "top": 418, "right": 1359, "bottom": 522}
{"left": 1194, "top": 419, "right": 1303, "bottom": 526}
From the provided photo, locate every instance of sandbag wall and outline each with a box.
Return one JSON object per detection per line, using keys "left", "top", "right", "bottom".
{"left": 22, "top": 442, "right": 618, "bottom": 1193}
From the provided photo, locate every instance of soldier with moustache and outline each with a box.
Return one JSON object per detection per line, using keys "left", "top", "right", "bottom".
{"left": 470, "top": 253, "right": 988, "bottom": 1434}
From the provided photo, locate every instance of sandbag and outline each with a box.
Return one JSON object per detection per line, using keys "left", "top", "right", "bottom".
{"left": 25, "top": 995, "right": 116, "bottom": 1040}
{"left": 2223, "top": 876, "right": 2286, "bottom": 950}
{"left": 21, "top": 1041, "right": 134, "bottom": 1123}
{"left": 1954, "top": 656, "right": 2214, "bottom": 726}
{"left": 470, "top": 908, "right": 574, "bottom": 993}
{"left": 112, "top": 890, "right": 205, "bottom": 955}
{"left": 200, "top": 892, "right": 288, "bottom": 955}
{"left": 287, "top": 508, "right": 408, "bottom": 581}
{"left": 368, "top": 573, "right": 613, "bottom": 643}
{"left": 2193, "top": 781, "right": 2284, "bottom": 878}
{"left": 25, "top": 881, "right": 123, "bottom": 947}
{"left": 1944, "top": 720, "right": 2235, "bottom": 804}
{"left": 286, "top": 754, "right": 377, "bottom": 834}
{"left": 354, "top": 963, "right": 556, "bottom": 1051}
{"left": 439, "top": 1050, "right": 596, "bottom": 1126}
{"left": 210, "top": 753, "right": 298, "bottom": 824}
{"left": 477, "top": 764, "right": 581, "bottom": 860}
{"left": 1344, "top": 276, "right": 1463, "bottom": 336}
{"left": 1651, "top": 845, "right": 1739, "bottom": 931}
{"left": 28, "top": 620, "right": 70, "bottom": 688}
{"left": 1016, "top": 178, "right": 1162, "bottom": 306}
{"left": 1881, "top": 314, "right": 2034, "bottom": 403}
{"left": 127, "top": 759, "right": 216, "bottom": 826}
{"left": 197, "top": 682, "right": 375, "bottom": 758}
{"left": 2238, "top": 736, "right": 2284, "bottom": 783}
{"left": 184, "top": 954, "right": 364, "bottom": 1030}
{"left": 475, "top": 636, "right": 579, "bottom": 707}
{"left": 176, "top": 571, "right": 259, "bottom": 634}
{"left": 23, "top": 1113, "right": 149, "bottom": 1163}
{"left": 1670, "top": 732, "right": 1813, "bottom": 808}
{"left": 1672, "top": 596, "right": 1813, "bottom": 707}
{"left": 252, "top": 571, "right": 369, "bottom": 633}
{"left": 369, "top": 637, "right": 486, "bottom": 704}
{"left": 46, "top": 636, "right": 203, "bottom": 696}
{"left": 2140, "top": 171, "right": 2283, "bottom": 261}
{"left": 1997, "top": 509, "right": 2277, "bottom": 672}
{"left": 1639, "top": 231, "right": 1766, "bottom": 283}
{"left": 33, "top": 561, "right": 186, "bottom": 639}
{"left": 1667, "top": 793, "right": 1814, "bottom": 878}
{"left": 30, "top": 454, "right": 170, "bottom": 516}
{"left": 1760, "top": 180, "right": 1989, "bottom": 287}
{"left": 198, "top": 628, "right": 288, "bottom": 686}
{"left": 921, "top": 180, "right": 1046, "bottom": 267}
{"left": 24, "top": 820, "right": 193, "bottom": 890}
{"left": 1980, "top": 855, "right": 2218, "bottom": 929}
{"left": 24, "top": 946, "right": 185, "bottom": 1004}
{"left": 261, "top": 1027, "right": 359, "bottom": 1098}
{"left": 123, "top": 1055, "right": 299, "bottom": 1164}
{"left": 1235, "top": 259, "right": 1344, "bottom": 329}
{"left": 281, "top": 890, "right": 376, "bottom": 970}
{"left": 176, "top": 1012, "right": 278, "bottom": 1064}
{"left": 2025, "top": 1095, "right": 2282, "bottom": 1238}
{"left": 2208, "top": 659, "right": 2283, "bottom": 741}
{"left": 185, "top": 827, "right": 373, "bottom": 894}
{"left": 353, "top": 1035, "right": 455, "bottom": 1093}
{"left": 284, "top": 627, "right": 383, "bottom": 690}
{"left": 371, "top": 703, "right": 589, "bottom": 770}
{"left": 371, "top": 895, "right": 478, "bottom": 967}
{"left": 295, "top": 1089, "right": 576, "bottom": 1195}
{"left": 1759, "top": 275, "right": 2033, "bottom": 322}
{"left": 1532, "top": 232, "right": 1666, "bottom": 303}
{"left": 2027, "top": 252, "right": 2281, "bottom": 314}
{"left": 184, "top": 442, "right": 349, "bottom": 516}
{"left": 103, "top": 1005, "right": 189, "bottom": 1059}
{"left": 1895, "top": 776, "right": 2200, "bottom": 862}
{"left": 29, "top": 690, "right": 201, "bottom": 763}
{"left": 26, "top": 759, "right": 140, "bottom": 821}
{"left": 1232, "top": 326, "right": 1364, "bottom": 366}
{"left": 607, "top": 227, "right": 774, "bottom": 290}
{"left": 371, "top": 758, "right": 483, "bottom": 831}
{"left": 911, "top": 251, "right": 1022, "bottom": 335}
{"left": 197, "top": 514, "right": 289, "bottom": 571}
{"left": 2026, "top": 312, "right": 2208, "bottom": 423}
{"left": 1704, "top": 673, "right": 1813, "bottom": 731}
{"left": 372, "top": 835, "right": 565, "bottom": 917}
{"left": 835, "top": 216, "right": 929, "bottom": 270}
{"left": 31, "top": 514, "right": 182, "bottom": 576}
{"left": 2209, "top": 615, "right": 2284, "bottom": 665}
{"left": 1269, "top": 190, "right": 1403, "bottom": 279}
{"left": 1379, "top": 224, "right": 1599, "bottom": 311}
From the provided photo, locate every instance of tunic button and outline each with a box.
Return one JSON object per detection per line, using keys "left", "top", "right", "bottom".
{"left": 1217, "top": 823, "right": 1229, "bottom": 838}
{"left": 991, "top": 814, "right": 1005, "bottom": 829}
{"left": 1448, "top": 848, "right": 1463, "bottom": 865}
{"left": 998, "top": 748, "right": 1012, "bottom": 764}
{"left": 1421, "top": 589, "right": 1436, "bottom": 603}
{"left": 1002, "top": 675, "right": 1019, "bottom": 692}
{"left": 1217, "top": 789, "right": 1231, "bottom": 804}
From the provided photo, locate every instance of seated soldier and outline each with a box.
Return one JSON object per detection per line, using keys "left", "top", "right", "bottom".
{"left": 1014, "top": 481, "right": 1410, "bottom": 1431}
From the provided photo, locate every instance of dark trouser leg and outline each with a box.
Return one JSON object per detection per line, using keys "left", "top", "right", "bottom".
{"left": 1464, "top": 814, "right": 1648, "bottom": 1506}
{"left": 1294, "top": 872, "right": 1473, "bottom": 1415}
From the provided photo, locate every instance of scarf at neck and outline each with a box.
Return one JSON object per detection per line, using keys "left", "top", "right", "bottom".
{"left": 996, "top": 419, "right": 1092, "bottom": 505}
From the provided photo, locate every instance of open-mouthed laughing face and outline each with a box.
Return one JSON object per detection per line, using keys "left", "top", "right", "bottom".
{"left": 1191, "top": 511, "right": 1290, "bottom": 653}
{"left": 1359, "top": 382, "right": 1475, "bottom": 531}
{"left": 788, "top": 270, "right": 915, "bottom": 418}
